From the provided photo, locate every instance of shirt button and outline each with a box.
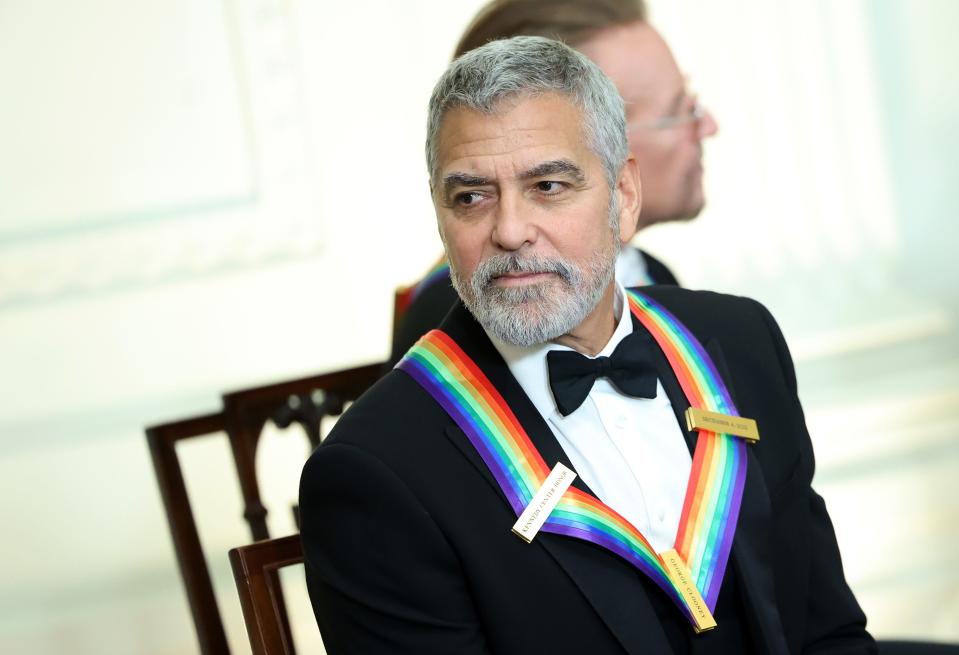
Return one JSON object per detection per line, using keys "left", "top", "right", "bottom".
{"left": 657, "top": 508, "right": 666, "bottom": 522}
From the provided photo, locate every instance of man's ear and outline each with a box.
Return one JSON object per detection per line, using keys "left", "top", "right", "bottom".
{"left": 615, "top": 156, "right": 642, "bottom": 245}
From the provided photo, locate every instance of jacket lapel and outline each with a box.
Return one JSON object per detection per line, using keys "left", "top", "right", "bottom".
{"left": 637, "top": 300, "right": 789, "bottom": 655}
{"left": 436, "top": 303, "right": 672, "bottom": 655}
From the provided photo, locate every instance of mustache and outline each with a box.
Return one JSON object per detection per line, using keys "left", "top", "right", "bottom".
{"left": 472, "top": 254, "right": 576, "bottom": 289}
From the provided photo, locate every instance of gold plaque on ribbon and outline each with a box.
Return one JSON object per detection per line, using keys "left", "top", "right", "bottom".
{"left": 660, "top": 549, "right": 717, "bottom": 634}
{"left": 511, "top": 463, "right": 577, "bottom": 544}
{"left": 685, "top": 407, "right": 760, "bottom": 443}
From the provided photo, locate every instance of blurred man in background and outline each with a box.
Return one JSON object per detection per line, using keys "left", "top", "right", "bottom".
{"left": 389, "top": 0, "right": 717, "bottom": 366}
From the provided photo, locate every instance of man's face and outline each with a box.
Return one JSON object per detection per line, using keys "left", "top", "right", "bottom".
{"left": 432, "top": 93, "right": 635, "bottom": 346}
{"left": 579, "top": 21, "right": 718, "bottom": 228}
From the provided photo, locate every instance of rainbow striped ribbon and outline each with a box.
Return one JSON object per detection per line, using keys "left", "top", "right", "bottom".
{"left": 397, "top": 289, "right": 748, "bottom": 626}
{"left": 625, "top": 289, "right": 747, "bottom": 609}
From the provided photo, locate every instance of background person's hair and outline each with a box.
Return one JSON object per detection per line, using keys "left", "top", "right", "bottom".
{"left": 454, "top": 0, "right": 648, "bottom": 58}
{"left": 426, "top": 36, "right": 628, "bottom": 191}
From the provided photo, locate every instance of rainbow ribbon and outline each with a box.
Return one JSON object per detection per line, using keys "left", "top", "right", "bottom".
{"left": 397, "top": 289, "right": 748, "bottom": 625}
{"left": 625, "top": 289, "right": 747, "bottom": 609}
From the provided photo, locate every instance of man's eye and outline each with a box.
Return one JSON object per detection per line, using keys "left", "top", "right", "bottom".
{"left": 455, "top": 192, "right": 483, "bottom": 206}
{"left": 535, "top": 181, "right": 564, "bottom": 194}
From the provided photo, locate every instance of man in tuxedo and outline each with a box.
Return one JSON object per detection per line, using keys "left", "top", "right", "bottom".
{"left": 302, "top": 37, "right": 875, "bottom": 654}
{"left": 388, "top": 0, "right": 716, "bottom": 366}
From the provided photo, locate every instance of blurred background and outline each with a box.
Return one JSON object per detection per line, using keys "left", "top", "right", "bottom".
{"left": 1, "top": 0, "right": 956, "bottom": 653}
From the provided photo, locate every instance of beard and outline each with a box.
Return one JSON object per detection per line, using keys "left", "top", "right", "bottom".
{"left": 450, "top": 243, "right": 618, "bottom": 347}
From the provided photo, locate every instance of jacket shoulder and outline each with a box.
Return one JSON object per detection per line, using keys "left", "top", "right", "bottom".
{"left": 630, "top": 286, "right": 793, "bottom": 380}
{"left": 636, "top": 248, "right": 680, "bottom": 286}
{"left": 632, "top": 286, "right": 772, "bottom": 331}
{"left": 304, "top": 367, "right": 453, "bottom": 476}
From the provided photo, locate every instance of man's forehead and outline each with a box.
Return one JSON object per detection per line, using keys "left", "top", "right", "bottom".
{"left": 435, "top": 94, "right": 591, "bottom": 175}
{"left": 439, "top": 94, "right": 583, "bottom": 135}
{"left": 438, "top": 150, "right": 586, "bottom": 178}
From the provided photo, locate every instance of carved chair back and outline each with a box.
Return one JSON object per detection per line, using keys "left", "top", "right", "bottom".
{"left": 146, "top": 362, "right": 382, "bottom": 655}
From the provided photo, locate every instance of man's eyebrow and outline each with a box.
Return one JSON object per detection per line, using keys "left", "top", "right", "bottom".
{"left": 520, "top": 159, "right": 585, "bottom": 183}
{"left": 442, "top": 172, "right": 491, "bottom": 197}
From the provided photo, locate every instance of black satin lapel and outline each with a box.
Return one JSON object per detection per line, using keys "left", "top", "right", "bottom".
{"left": 704, "top": 339, "right": 789, "bottom": 655}
{"left": 536, "top": 536, "right": 673, "bottom": 655}
{"left": 441, "top": 424, "right": 506, "bottom": 506}
{"left": 731, "top": 445, "right": 790, "bottom": 655}
{"left": 437, "top": 304, "right": 670, "bottom": 655}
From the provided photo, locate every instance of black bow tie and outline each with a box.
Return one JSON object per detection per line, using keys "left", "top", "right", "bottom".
{"left": 546, "top": 330, "right": 658, "bottom": 417}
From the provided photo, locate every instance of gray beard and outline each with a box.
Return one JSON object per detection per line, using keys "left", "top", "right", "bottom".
{"left": 451, "top": 249, "right": 616, "bottom": 347}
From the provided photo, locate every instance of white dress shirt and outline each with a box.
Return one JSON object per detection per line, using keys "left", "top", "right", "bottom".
{"left": 615, "top": 247, "right": 653, "bottom": 287}
{"left": 488, "top": 285, "right": 692, "bottom": 553}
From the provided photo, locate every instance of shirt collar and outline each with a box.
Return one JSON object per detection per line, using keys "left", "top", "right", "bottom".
{"left": 615, "top": 247, "right": 651, "bottom": 287}
{"left": 487, "top": 283, "right": 634, "bottom": 420}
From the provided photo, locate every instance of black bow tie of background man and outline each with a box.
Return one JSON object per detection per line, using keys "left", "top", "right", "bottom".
{"left": 546, "top": 330, "right": 659, "bottom": 417}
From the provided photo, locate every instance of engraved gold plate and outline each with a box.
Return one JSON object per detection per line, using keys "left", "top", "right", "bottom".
{"left": 660, "top": 549, "right": 717, "bottom": 633}
{"left": 511, "top": 463, "right": 577, "bottom": 543}
{"left": 685, "top": 407, "right": 760, "bottom": 443}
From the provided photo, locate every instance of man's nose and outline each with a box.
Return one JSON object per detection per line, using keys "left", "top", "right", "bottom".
{"left": 697, "top": 107, "right": 719, "bottom": 139}
{"left": 491, "top": 193, "right": 537, "bottom": 251}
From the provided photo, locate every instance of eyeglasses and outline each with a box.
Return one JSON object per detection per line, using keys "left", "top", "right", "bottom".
{"left": 628, "top": 96, "right": 705, "bottom": 131}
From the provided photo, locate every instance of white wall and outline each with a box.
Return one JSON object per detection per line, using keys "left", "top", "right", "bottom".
{"left": 0, "top": 0, "right": 956, "bottom": 652}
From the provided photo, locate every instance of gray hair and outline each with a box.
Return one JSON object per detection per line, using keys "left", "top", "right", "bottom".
{"left": 425, "top": 36, "right": 628, "bottom": 189}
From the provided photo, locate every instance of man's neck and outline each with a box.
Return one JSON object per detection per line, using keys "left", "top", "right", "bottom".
{"left": 552, "top": 282, "right": 620, "bottom": 356}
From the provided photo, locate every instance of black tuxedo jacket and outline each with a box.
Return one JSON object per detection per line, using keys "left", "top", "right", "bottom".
{"left": 387, "top": 247, "right": 678, "bottom": 368}
{"left": 301, "top": 286, "right": 875, "bottom": 655}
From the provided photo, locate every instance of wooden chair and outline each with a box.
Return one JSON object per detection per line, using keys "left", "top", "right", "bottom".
{"left": 147, "top": 362, "right": 382, "bottom": 655}
{"left": 229, "top": 535, "right": 304, "bottom": 655}
{"left": 147, "top": 412, "right": 231, "bottom": 654}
